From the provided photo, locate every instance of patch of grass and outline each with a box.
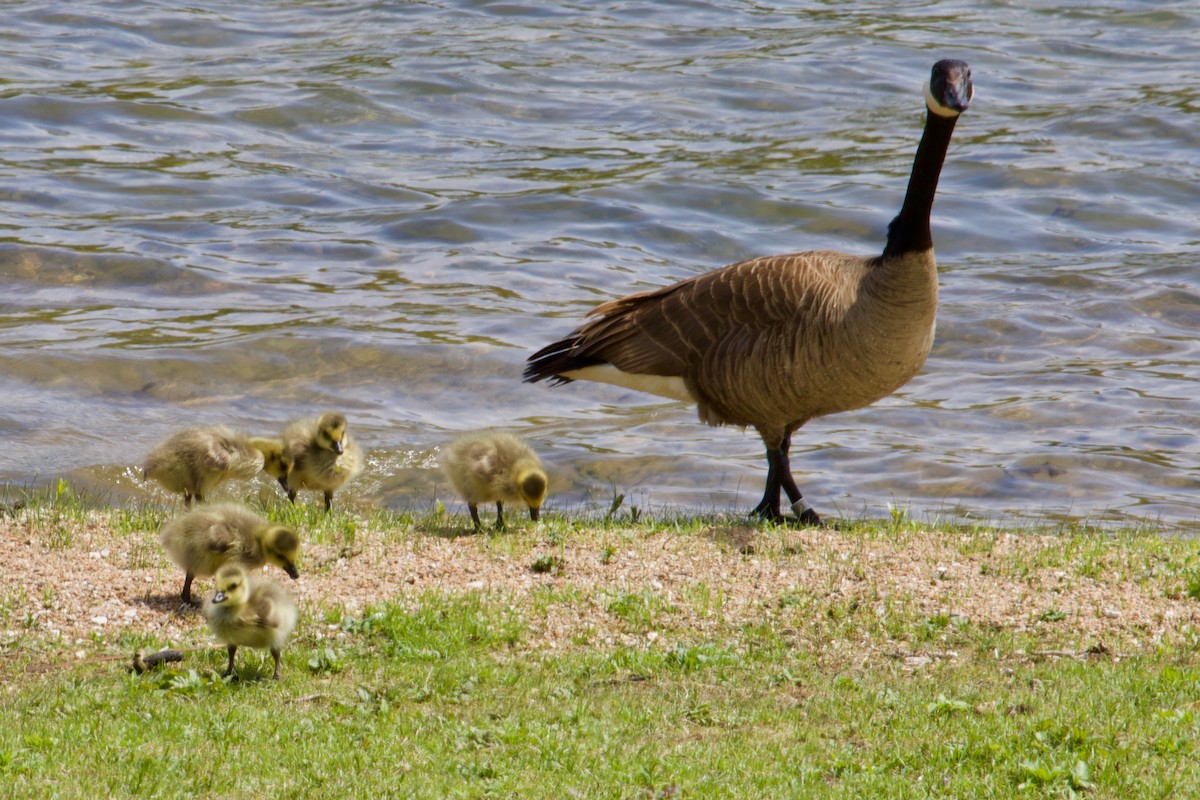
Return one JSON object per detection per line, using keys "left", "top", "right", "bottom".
{"left": 341, "top": 592, "right": 525, "bottom": 661}
{"left": 605, "top": 588, "right": 676, "bottom": 630}
{"left": 530, "top": 553, "right": 565, "bottom": 575}
{"left": 3, "top": 606, "right": 1200, "bottom": 798}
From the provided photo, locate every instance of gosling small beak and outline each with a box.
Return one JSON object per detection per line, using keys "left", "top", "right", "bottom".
{"left": 332, "top": 441, "right": 344, "bottom": 455}
{"left": 284, "top": 563, "right": 299, "bottom": 580}
{"left": 529, "top": 506, "right": 540, "bottom": 522}
{"left": 212, "top": 591, "right": 226, "bottom": 604}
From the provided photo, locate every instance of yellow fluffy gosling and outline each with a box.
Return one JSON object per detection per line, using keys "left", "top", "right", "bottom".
{"left": 204, "top": 563, "right": 297, "bottom": 681}
{"left": 159, "top": 502, "right": 300, "bottom": 604}
{"left": 142, "top": 425, "right": 265, "bottom": 506}
{"left": 441, "top": 431, "right": 548, "bottom": 531}
{"left": 248, "top": 436, "right": 292, "bottom": 493}
{"left": 283, "top": 412, "right": 363, "bottom": 512}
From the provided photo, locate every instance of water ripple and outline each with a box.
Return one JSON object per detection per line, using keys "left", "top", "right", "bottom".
{"left": 1, "top": 0, "right": 1197, "bottom": 527}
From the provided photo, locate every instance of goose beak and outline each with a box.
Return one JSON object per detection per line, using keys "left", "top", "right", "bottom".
{"left": 944, "top": 80, "right": 972, "bottom": 113}
{"left": 529, "top": 506, "right": 540, "bottom": 522}
{"left": 212, "top": 591, "right": 226, "bottom": 604}
{"left": 332, "top": 441, "right": 344, "bottom": 455}
{"left": 284, "top": 563, "right": 299, "bottom": 580}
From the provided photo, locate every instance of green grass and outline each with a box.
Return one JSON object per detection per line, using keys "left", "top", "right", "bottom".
{"left": 3, "top": 592, "right": 1200, "bottom": 798}
{"left": 3, "top": 484, "right": 1200, "bottom": 796}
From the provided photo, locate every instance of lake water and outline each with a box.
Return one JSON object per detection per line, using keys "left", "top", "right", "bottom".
{"left": 1, "top": 1, "right": 1197, "bottom": 529}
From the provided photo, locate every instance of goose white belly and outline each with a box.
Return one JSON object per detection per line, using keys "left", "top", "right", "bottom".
{"left": 563, "top": 364, "right": 696, "bottom": 403}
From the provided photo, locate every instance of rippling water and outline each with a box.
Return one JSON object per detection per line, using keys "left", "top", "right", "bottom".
{"left": 1, "top": 1, "right": 1197, "bottom": 528}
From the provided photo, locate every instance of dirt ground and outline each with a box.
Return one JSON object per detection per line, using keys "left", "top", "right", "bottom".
{"left": 2, "top": 505, "right": 1197, "bottom": 672}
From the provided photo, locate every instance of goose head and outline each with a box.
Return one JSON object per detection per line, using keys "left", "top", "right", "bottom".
{"left": 925, "top": 59, "right": 973, "bottom": 117}
{"left": 211, "top": 563, "right": 251, "bottom": 606}
{"left": 315, "top": 412, "right": 348, "bottom": 455}
{"left": 262, "top": 524, "right": 301, "bottom": 579}
{"left": 515, "top": 461, "right": 549, "bottom": 521}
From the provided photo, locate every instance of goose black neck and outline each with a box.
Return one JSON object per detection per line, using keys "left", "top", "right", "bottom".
{"left": 881, "top": 109, "right": 959, "bottom": 260}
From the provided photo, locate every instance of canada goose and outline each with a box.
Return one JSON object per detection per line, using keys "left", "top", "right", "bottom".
{"left": 525, "top": 59, "right": 973, "bottom": 526}
{"left": 248, "top": 437, "right": 292, "bottom": 492}
{"left": 441, "top": 431, "right": 548, "bottom": 530}
{"left": 142, "top": 425, "right": 264, "bottom": 507}
{"left": 282, "top": 412, "right": 363, "bottom": 512}
{"left": 159, "top": 502, "right": 301, "bottom": 604}
{"left": 204, "top": 563, "right": 297, "bottom": 680}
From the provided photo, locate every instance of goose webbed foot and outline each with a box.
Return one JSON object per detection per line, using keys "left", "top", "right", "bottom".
{"left": 751, "top": 491, "right": 785, "bottom": 524}
{"left": 789, "top": 501, "right": 822, "bottom": 527}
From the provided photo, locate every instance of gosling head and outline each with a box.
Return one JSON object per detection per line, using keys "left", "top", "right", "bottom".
{"left": 516, "top": 462, "right": 548, "bottom": 522}
{"left": 315, "top": 412, "right": 348, "bottom": 456}
{"left": 262, "top": 524, "right": 301, "bottom": 579}
{"left": 250, "top": 438, "right": 293, "bottom": 483}
{"left": 211, "top": 563, "right": 251, "bottom": 607}
{"left": 925, "top": 59, "right": 973, "bottom": 118}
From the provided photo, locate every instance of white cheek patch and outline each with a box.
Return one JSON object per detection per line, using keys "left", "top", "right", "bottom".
{"left": 924, "top": 80, "right": 965, "bottom": 118}
{"left": 562, "top": 364, "right": 696, "bottom": 403}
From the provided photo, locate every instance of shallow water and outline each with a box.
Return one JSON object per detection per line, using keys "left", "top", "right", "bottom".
{"left": 1, "top": 1, "right": 1197, "bottom": 528}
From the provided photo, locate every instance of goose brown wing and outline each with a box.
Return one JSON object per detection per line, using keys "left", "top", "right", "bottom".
{"left": 527, "top": 252, "right": 863, "bottom": 382}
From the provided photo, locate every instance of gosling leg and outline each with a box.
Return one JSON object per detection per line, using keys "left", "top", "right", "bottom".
{"left": 181, "top": 572, "right": 197, "bottom": 605}
{"left": 224, "top": 644, "right": 238, "bottom": 678}
{"left": 270, "top": 647, "right": 283, "bottom": 681}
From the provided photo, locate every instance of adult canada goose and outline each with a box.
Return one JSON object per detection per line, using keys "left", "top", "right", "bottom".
{"left": 142, "top": 425, "right": 264, "bottom": 507}
{"left": 159, "top": 502, "right": 301, "bottom": 604}
{"left": 248, "top": 436, "right": 292, "bottom": 493}
{"left": 282, "top": 412, "right": 363, "bottom": 512}
{"left": 204, "top": 563, "right": 297, "bottom": 681}
{"left": 441, "top": 431, "right": 548, "bottom": 530}
{"left": 524, "top": 59, "right": 973, "bottom": 526}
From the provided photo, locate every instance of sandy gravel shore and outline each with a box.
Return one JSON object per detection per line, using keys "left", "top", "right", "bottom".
{"left": 2, "top": 506, "right": 1195, "bottom": 672}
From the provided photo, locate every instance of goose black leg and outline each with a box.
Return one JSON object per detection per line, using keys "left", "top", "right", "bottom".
{"left": 751, "top": 435, "right": 821, "bottom": 526}
{"left": 751, "top": 445, "right": 786, "bottom": 522}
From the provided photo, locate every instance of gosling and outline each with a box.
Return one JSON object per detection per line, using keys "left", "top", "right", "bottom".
{"left": 204, "top": 563, "right": 297, "bottom": 681}
{"left": 142, "top": 425, "right": 265, "bottom": 506}
{"left": 283, "top": 412, "right": 363, "bottom": 512}
{"left": 159, "top": 502, "right": 301, "bottom": 605}
{"left": 248, "top": 436, "right": 292, "bottom": 494}
{"left": 441, "top": 431, "right": 548, "bottom": 531}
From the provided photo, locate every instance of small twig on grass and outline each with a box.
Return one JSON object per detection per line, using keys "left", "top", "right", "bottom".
{"left": 287, "top": 693, "right": 331, "bottom": 704}
{"left": 130, "top": 648, "right": 186, "bottom": 674}
{"left": 886, "top": 650, "right": 960, "bottom": 660}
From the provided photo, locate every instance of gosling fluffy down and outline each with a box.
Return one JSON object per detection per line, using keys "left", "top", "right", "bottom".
{"left": 204, "top": 563, "right": 297, "bottom": 680}
{"left": 441, "top": 431, "right": 548, "bottom": 530}
{"left": 142, "top": 425, "right": 266, "bottom": 506}
{"left": 159, "top": 502, "right": 301, "bottom": 604}
{"left": 248, "top": 436, "right": 292, "bottom": 493}
{"left": 282, "top": 412, "right": 363, "bottom": 511}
